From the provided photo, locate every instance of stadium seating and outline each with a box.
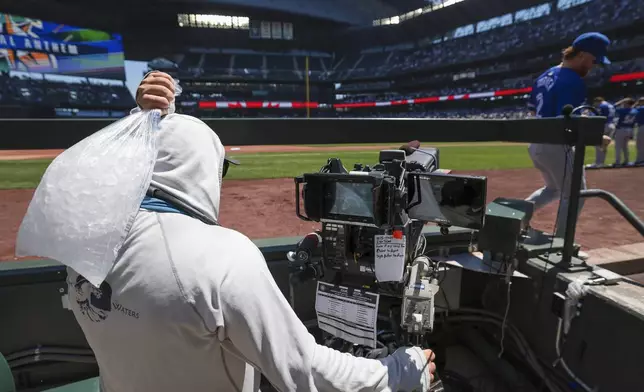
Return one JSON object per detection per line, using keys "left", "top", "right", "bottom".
{"left": 0, "top": 72, "right": 135, "bottom": 116}
{"left": 166, "top": 0, "right": 642, "bottom": 84}
{"left": 338, "top": 57, "right": 644, "bottom": 104}
{"left": 44, "top": 378, "right": 99, "bottom": 392}
{"left": 155, "top": 0, "right": 644, "bottom": 116}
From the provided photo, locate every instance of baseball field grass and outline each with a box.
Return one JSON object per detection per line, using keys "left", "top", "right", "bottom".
{"left": 0, "top": 144, "right": 637, "bottom": 189}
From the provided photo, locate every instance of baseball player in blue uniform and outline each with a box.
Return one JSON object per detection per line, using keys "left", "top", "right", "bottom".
{"left": 525, "top": 32, "right": 611, "bottom": 245}
{"left": 613, "top": 98, "right": 639, "bottom": 166}
{"left": 589, "top": 97, "right": 615, "bottom": 167}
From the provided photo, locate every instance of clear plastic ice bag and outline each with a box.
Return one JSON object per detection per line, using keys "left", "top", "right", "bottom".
{"left": 16, "top": 109, "right": 163, "bottom": 287}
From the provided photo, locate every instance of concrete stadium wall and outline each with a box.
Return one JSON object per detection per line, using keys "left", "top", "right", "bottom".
{"left": 0, "top": 117, "right": 606, "bottom": 149}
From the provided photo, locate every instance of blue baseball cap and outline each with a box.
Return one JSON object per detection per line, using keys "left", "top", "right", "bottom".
{"left": 572, "top": 32, "right": 611, "bottom": 65}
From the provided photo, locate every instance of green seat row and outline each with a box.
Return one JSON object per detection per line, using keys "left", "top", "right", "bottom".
{"left": 0, "top": 352, "right": 99, "bottom": 392}
{"left": 44, "top": 377, "right": 100, "bottom": 392}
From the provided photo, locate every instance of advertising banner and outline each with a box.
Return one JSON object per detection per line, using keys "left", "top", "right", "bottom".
{"left": 0, "top": 13, "right": 125, "bottom": 79}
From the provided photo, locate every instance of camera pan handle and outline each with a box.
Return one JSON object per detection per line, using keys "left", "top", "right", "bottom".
{"left": 407, "top": 174, "right": 423, "bottom": 211}
{"left": 295, "top": 176, "right": 312, "bottom": 221}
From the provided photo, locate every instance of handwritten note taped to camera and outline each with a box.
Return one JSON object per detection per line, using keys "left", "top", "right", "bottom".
{"left": 374, "top": 234, "right": 406, "bottom": 282}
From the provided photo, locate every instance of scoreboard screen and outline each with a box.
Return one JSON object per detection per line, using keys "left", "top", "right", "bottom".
{"left": 0, "top": 13, "right": 125, "bottom": 79}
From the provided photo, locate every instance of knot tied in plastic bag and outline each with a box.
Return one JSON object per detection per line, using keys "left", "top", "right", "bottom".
{"left": 16, "top": 103, "right": 171, "bottom": 287}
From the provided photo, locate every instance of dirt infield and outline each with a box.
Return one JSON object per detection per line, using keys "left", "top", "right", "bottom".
{"left": 0, "top": 149, "right": 64, "bottom": 161}
{"left": 1, "top": 146, "right": 643, "bottom": 261}
{"left": 2, "top": 165, "right": 643, "bottom": 261}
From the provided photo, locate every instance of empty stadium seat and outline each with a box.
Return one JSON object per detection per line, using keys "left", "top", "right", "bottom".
{"left": 44, "top": 377, "right": 100, "bottom": 392}
{"left": 0, "top": 351, "right": 99, "bottom": 392}
{"left": 0, "top": 352, "right": 15, "bottom": 392}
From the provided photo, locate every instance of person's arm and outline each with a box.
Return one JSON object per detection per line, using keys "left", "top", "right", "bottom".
{"left": 214, "top": 237, "right": 434, "bottom": 392}
{"left": 614, "top": 98, "right": 630, "bottom": 107}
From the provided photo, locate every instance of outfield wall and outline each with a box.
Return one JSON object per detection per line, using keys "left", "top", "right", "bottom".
{"left": 0, "top": 117, "right": 606, "bottom": 149}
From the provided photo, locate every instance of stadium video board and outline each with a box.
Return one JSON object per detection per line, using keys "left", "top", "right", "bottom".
{"left": 0, "top": 13, "right": 125, "bottom": 79}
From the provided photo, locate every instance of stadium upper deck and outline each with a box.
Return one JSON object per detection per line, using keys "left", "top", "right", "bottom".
{"left": 163, "top": 0, "right": 643, "bottom": 84}
{"left": 163, "top": 0, "right": 644, "bottom": 113}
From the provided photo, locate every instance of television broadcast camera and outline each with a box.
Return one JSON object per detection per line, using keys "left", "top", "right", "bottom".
{"left": 288, "top": 142, "right": 488, "bottom": 352}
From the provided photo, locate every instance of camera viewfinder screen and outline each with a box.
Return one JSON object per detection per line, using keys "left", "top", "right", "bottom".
{"left": 327, "top": 182, "right": 374, "bottom": 218}
{"left": 408, "top": 174, "right": 486, "bottom": 229}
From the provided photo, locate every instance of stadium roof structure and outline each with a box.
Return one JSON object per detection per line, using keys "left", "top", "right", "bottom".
{"left": 1, "top": 0, "right": 561, "bottom": 57}
{"left": 2, "top": 0, "right": 548, "bottom": 37}
{"left": 156, "top": 0, "right": 429, "bottom": 26}
{"left": 159, "top": 0, "right": 546, "bottom": 26}
{"left": 0, "top": 0, "right": 435, "bottom": 33}
{"left": 336, "top": 0, "right": 552, "bottom": 47}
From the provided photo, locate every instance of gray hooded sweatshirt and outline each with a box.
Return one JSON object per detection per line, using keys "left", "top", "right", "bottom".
{"left": 66, "top": 113, "right": 431, "bottom": 392}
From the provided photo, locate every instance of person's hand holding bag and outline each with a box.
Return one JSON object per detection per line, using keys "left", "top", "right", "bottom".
{"left": 136, "top": 71, "right": 177, "bottom": 113}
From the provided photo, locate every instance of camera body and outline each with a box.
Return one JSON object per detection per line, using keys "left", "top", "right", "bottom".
{"left": 290, "top": 144, "right": 487, "bottom": 345}
{"left": 294, "top": 148, "right": 435, "bottom": 286}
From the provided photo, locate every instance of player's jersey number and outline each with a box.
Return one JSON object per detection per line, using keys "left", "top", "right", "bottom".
{"left": 535, "top": 93, "right": 544, "bottom": 118}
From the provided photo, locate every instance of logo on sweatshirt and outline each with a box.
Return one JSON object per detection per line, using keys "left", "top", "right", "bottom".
{"left": 71, "top": 276, "right": 140, "bottom": 322}
{"left": 72, "top": 276, "right": 113, "bottom": 323}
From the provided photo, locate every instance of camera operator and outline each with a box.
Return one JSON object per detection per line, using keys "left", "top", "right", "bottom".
{"left": 66, "top": 71, "right": 436, "bottom": 392}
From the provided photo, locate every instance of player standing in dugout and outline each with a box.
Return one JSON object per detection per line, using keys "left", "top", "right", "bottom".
{"left": 525, "top": 32, "right": 611, "bottom": 256}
